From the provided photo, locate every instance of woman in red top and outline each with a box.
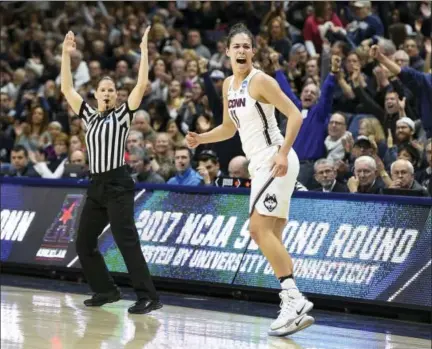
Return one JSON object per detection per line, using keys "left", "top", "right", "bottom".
{"left": 303, "top": 1, "right": 343, "bottom": 56}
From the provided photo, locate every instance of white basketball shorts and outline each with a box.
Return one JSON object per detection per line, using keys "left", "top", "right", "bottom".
{"left": 248, "top": 145, "right": 300, "bottom": 219}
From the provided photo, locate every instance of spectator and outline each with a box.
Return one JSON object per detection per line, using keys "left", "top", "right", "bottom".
{"left": 384, "top": 117, "right": 416, "bottom": 166}
{"left": 415, "top": 140, "right": 431, "bottom": 196}
{"left": 325, "top": 112, "right": 349, "bottom": 162}
{"left": 228, "top": 156, "right": 249, "bottom": 179}
{"left": 187, "top": 29, "right": 211, "bottom": 59}
{"left": 126, "top": 130, "right": 145, "bottom": 153}
{"left": 388, "top": 159, "right": 429, "bottom": 196}
{"left": 196, "top": 150, "right": 223, "bottom": 185}
{"left": 403, "top": 38, "right": 425, "bottom": 72}
{"left": 7, "top": 145, "right": 40, "bottom": 177}
{"left": 167, "top": 146, "right": 202, "bottom": 186}
{"left": 131, "top": 110, "right": 157, "bottom": 144}
{"left": 347, "top": 1, "right": 384, "bottom": 46}
{"left": 303, "top": 1, "right": 343, "bottom": 56}
{"left": 347, "top": 155, "right": 384, "bottom": 194}
{"left": 313, "top": 158, "right": 349, "bottom": 192}
{"left": 128, "top": 147, "right": 165, "bottom": 184}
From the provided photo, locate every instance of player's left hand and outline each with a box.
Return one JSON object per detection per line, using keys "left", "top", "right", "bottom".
{"left": 271, "top": 152, "right": 288, "bottom": 177}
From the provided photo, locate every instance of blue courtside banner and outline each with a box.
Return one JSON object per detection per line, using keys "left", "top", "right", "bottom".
{"left": 1, "top": 178, "right": 431, "bottom": 308}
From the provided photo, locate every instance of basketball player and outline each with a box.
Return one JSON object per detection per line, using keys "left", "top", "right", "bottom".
{"left": 60, "top": 28, "right": 162, "bottom": 314}
{"left": 186, "top": 23, "right": 313, "bottom": 336}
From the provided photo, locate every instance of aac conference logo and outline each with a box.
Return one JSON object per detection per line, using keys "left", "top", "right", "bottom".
{"left": 36, "top": 194, "right": 84, "bottom": 260}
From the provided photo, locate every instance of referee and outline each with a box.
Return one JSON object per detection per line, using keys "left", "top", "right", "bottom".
{"left": 60, "top": 28, "right": 161, "bottom": 314}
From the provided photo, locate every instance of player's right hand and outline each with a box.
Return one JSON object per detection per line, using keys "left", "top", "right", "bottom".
{"left": 186, "top": 131, "right": 201, "bottom": 149}
{"left": 63, "top": 31, "right": 76, "bottom": 54}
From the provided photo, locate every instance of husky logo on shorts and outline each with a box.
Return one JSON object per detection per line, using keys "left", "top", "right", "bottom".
{"left": 263, "top": 193, "right": 278, "bottom": 212}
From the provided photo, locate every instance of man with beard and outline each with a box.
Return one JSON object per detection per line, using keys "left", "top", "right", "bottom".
{"left": 383, "top": 117, "right": 416, "bottom": 167}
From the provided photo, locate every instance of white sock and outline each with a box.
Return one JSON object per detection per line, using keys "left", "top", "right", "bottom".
{"left": 281, "top": 278, "right": 301, "bottom": 297}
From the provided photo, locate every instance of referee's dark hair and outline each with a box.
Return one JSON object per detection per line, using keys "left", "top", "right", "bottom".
{"left": 97, "top": 76, "right": 116, "bottom": 89}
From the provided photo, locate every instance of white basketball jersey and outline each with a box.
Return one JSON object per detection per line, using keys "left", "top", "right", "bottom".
{"left": 227, "top": 68, "right": 284, "bottom": 159}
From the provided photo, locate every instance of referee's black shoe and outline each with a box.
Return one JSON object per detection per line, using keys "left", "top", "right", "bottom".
{"left": 128, "top": 299, "right": 163, "bottom": 314}
{"left": 83, "top": 289, "right": 122, "bottom": 307}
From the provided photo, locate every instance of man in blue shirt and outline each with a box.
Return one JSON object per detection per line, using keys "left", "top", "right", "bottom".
{"left": 167, "top": 146, "right": 203, "bottom": 186}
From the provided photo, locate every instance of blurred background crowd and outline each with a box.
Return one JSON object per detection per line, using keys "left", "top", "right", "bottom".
{"left": 0, "top": 1, "right": 431, "bottom": 197}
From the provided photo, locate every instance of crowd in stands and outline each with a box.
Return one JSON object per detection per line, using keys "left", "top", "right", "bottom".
{"left": 0, "top": 1, "right": 431, "bottom": 197}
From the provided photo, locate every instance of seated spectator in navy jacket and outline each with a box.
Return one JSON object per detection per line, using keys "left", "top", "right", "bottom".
{"left": 6, "top": 145, "right": 40, "bottom": 177}
{"left": 388, "top": 159, "right": 429, "bottom": 197}
{"left": 415, "top": 140, "right": 431, "bottom": 196}
{"left": 167, "top": 146, "right": 203, "bottom": 186}
{"left": 347, "top": 1, "right": 384, "bottom": 46}
{"left": 313, "top": 158, "right": 349, "bottom": 193}
{"left": 347, "top": 155, "right": 385, "bottom": 194}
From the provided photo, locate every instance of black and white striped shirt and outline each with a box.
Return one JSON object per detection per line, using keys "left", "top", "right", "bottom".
{"left": 78, "top": 101, "right": 135, "bottom": 174}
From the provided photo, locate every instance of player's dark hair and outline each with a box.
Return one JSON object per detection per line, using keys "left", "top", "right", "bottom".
{"left": 227, "top": 23, "right": 255, "bottom": 48}
{"left": 97, "top": 76, "right": 116, "bottom": 90}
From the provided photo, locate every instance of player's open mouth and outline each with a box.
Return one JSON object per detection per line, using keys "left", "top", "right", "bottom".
{"left": 236, "top": 58, "right": 246, "bottom": 64}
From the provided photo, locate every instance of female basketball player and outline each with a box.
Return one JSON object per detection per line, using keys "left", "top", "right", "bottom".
{"left": 186, "top": 23, "right": 314, "bottom": 336}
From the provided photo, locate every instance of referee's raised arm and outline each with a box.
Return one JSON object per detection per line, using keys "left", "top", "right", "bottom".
{"left": 127, "top": 26, "right": 151, "bottom": 111}
{"left": 60, "top": 31, "right": 84, "bottom": 115}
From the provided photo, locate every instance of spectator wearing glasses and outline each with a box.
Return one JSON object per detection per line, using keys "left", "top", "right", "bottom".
{"left": 325, "top": 112, "right": 349, "bottom": 162}
{"left": 313, "top": 158, "right": 349, "bottom": 193}
{"left": 388, "top": 159, "right": 429, "bottom": 196}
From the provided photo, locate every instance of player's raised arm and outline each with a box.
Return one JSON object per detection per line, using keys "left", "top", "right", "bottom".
{"left": 254, "top": 73, "right": 303, "bottom": 157}
{"left": 128, "top": 26, "right": 150, "bottom": 111}
{"left": 60, "top": 31, "right": 83, "bottom": 115}
{"left": 185, "top": 77, "right": 237, "bottom": 149}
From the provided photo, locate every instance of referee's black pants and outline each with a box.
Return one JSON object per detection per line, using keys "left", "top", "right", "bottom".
{"left": 75, "top": 165, "right": 158, "bottom": 301}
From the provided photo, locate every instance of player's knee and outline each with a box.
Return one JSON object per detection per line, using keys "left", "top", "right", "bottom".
{"left": 249, "top": 221, "right": 264, "bottom": 245}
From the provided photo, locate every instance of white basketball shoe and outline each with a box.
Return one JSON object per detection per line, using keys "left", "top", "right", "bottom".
{"left": 268, "top": 289, "right": 314, "bottom": 337}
